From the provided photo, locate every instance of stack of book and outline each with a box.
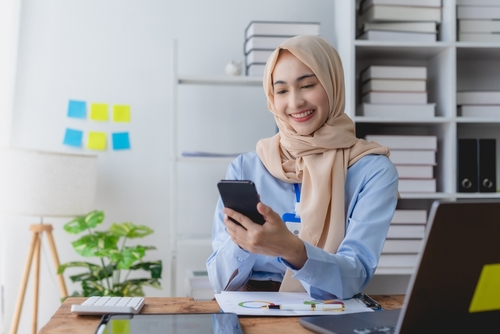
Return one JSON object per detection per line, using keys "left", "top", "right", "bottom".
{"left": 357, "top": 0, "right": 442, "bottom": 42}
{"left": 244, "top": 21, "right": 320, "bottom": 76}
{"left": 379, "top": 209, "right": 427, "bottom": 269}
{"left": 358, "top": 65, "right": 435, "bottom": 118}
{"left": 457, "top": 0, "right": 500, "bottom": 42}
{"left": 457, "top": 91, "right": 500, "bottom": 118}
{"left": 365, "top": 134, "right": 438, "bottom": 193}
{"left": 184, "top": 269, "right": 214, "bottom": 301}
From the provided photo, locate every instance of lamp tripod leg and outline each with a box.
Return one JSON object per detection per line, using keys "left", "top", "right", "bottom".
{"left": 45, "top": 230, "right": 68, "bottom": 297}
{"left": 9, "top": 231, "right": 39, "bottom": 334}
{"left": 32, "top": 233, "right": 41, "bottom": 334}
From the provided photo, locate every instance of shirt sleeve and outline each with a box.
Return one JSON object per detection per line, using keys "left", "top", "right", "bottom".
{"left": 280, "top": 155, "right": 399, "bottom": 300}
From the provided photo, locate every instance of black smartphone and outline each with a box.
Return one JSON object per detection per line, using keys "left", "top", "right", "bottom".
{"left": 217, "top": 180, "right": 265, "bottom": 226}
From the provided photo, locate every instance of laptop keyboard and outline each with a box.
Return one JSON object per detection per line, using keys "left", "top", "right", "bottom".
{"left": 353, "top": 326, "right": 395, "bottom": 334}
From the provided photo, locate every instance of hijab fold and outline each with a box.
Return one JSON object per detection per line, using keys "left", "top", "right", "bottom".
{"left": 255, "top": 36, "right": 389, "bottom": 292}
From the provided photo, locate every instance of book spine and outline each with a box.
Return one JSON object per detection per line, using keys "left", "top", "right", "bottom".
{"left": 457, "top": 139, "right": 479, "bottom": 192}
{"left": 478, "top": 139, "right": 497, "bottom": 193}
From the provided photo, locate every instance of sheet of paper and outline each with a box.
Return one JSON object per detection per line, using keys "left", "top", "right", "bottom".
{"left": 215, "top": 291, "right": 373, "bottom": 316}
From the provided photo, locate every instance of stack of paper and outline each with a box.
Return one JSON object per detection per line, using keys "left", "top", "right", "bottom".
{"left": 244, "top": 21, "right": 320, "bottom": 76}
{"left": 457, "top": 0, "right": 500, "bottom": 42}
{"left": 358, "top": 65, "right": 435, "bottom": 118}
{"left": 357, "top": 0, "right": 441, "bottom": 42}
{"left": 380, "top": 209, "right": 427, "bottom": 270}
{"left": 365, "top": 134, "right": 438, "bottom": 193}
{"left": 457, "top": 91, "right": 500, "bottom": 118}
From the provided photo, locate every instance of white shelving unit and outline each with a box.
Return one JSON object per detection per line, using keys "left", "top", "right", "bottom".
{"left": 333, "top": 0, "right": 500, "bottom": 275}
{"left": 170, "top": 0, "right": 500, "bottom": 292}
{"left": 169, "top": 40, "right": 272, "bottom": 296}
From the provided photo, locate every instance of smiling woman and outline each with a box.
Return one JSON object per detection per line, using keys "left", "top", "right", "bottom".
{"left": 207, "top": 35, "right": 399, "bottom": 300}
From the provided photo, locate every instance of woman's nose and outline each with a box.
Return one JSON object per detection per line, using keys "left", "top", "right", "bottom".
{"left": 290, "top": 91, "right": 305, "bottom": 109}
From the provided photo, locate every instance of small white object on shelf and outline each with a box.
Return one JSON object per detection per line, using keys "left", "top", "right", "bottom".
{"left": 225, "top": 60, "right": 243, "bottom": 76}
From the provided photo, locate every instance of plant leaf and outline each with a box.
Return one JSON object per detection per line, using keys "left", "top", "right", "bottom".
{"left": 109, "top": 222, "right": 154, "bottom": 239}
{"left": 63, "top": 210, "right": 104, "bottom": 234}
{"left": 71, "top": 232, "right": 119, "bottom": 257}
{"left": 116, "top": 246, "right": 146, "bottom": 269}
{"left": 129, "top": 260, "right": 163, "bottom": 279}
{"left": 57, "top": 261, "right": 101, "bottom": 274}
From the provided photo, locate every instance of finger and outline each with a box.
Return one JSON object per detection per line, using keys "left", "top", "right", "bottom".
{"left": 223, "top": 207, "right": 251, "bottom": 230}
{"left": 257, "top": 202, "right": 280, "bottom": 223}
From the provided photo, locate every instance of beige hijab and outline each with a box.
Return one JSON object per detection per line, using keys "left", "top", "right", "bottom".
{"left": 256, "top": 35, "right": 389, "bottom": 291}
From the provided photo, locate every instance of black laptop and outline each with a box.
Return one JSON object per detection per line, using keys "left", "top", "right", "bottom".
{"left": 300, "top": 200, "right": 500, "bottom": 333}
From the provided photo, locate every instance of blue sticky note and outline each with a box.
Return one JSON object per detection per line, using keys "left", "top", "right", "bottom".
{"left": 67, "top": 100, "right": 86, "bottom": 119}
{"left": 63, "top": 128, "right": 83, "bottom": 147}
{"left": 112, "top": 132, "right": 130, "bottom": 150}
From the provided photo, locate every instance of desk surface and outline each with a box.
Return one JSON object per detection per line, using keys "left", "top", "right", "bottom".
{"left": 39, "top": 295, "right": 404, "bottom": 334}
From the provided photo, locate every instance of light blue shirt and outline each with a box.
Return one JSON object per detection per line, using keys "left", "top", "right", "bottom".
{"left": 206, "top": 151, "right": 398, "bottom": 300}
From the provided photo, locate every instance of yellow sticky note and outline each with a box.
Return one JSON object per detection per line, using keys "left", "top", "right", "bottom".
{"left": 90, "top": 103, "right": 109, "bottom": 121}
{"left": 87, "top": 132, "right": 107, "bottom": 151}
{"left": 109, "top": 319, "right": 130, "bottom": 334}
{"left": 113, "top": 105, "right": 131, "bottom": 122}
{"left": 469, "top": 263, "right": 500, "bottom": 313}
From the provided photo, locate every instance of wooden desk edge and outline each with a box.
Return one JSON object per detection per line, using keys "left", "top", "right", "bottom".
{"left": 39, "top": 295, "right": 404, "bottom": 334}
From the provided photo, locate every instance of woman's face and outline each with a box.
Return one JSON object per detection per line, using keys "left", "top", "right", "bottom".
{"left": 271, "top": 50, "right": 330, "bottom": 136}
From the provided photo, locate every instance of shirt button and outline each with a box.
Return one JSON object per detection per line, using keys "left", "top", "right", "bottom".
{"left": 237, "top": 256, "right": 243, "bottom": 262}
{"left": 305, "top": 276, "right": 311, "bottom": 282}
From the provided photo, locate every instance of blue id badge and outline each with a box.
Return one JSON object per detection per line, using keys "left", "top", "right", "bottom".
{"left": 283, "top": 212, "right": 301, "bottom": 236}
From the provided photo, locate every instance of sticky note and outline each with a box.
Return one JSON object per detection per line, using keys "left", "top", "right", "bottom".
{"left": 67, "top": 100, "right": 86, "bottom": 119}
{"left": 90, "top": 103, "right": 109, "bottom": 121}
{"left": 112, "top": 132, "right": 131, "bottom": 150}
{"left": 109, "top": 319, "right": 130, "bottom": 334}
{"left": 113, "top": 105, "right": 131, "bottom": 122}
{"left": 87, "top": 132, "right": 107, "bottom": 151}
{"left": 63, "top": 128, "right": 83, "bottom": 147}
{"left": 469, "top": 263, "right": 500, "bottom": 313}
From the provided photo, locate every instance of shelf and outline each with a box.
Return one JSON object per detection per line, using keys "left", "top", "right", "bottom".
{"left": 353, "top": 117, "right": 451, "bottom": 124}
{"left": 175, "top": 156, "right": 236, "bottom": 163}
{"left": 177, "top": 75, "right": 262, "bottom": 86}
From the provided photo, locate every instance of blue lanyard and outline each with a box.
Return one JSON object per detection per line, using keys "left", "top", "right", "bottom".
{"left": 294, "top": 183, "right": 301, "bottom": 203}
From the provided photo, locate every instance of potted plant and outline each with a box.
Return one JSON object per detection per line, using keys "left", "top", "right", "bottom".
{"left": 58, "top": 210, "right": 162, "bottom": 297}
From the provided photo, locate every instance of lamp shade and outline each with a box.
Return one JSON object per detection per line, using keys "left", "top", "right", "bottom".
{"left": 0, "top": 147, "right": 98, "bottom": 217}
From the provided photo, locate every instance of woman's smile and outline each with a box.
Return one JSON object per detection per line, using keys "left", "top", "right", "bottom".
{"left": 289, "top": 109, "right": 316, "bottom": 121}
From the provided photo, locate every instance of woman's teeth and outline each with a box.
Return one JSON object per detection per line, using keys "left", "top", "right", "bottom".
{"left": 290, "top": 110, "right": 314, "bottom": 119}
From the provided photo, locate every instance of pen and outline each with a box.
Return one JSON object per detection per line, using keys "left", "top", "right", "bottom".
{"left": 261, "top": 303, "right": 344, "bottom": 311}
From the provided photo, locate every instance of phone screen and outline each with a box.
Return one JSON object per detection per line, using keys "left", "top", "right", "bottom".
{"left": 217, "top": 180, "right": 265, "bottom": 225}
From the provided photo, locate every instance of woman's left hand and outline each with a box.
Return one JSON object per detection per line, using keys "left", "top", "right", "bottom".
{"left": 223, "top": 202, "right": 307, "bottom": 269}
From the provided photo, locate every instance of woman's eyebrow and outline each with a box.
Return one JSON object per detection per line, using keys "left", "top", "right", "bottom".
{"left": 273, "top": 73, "right": 316, "bottom": 86}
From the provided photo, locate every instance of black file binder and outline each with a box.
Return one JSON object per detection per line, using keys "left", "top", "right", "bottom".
{"left": 478, "top": 139, "right": 497, "bottom": 192}
{"left": 457, "top": 139, "right": 478, "bottom": 192}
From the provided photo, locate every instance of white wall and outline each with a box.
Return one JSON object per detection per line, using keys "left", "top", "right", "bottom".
{"left": 1, "top": 0, "right": 338, "bottom": 332}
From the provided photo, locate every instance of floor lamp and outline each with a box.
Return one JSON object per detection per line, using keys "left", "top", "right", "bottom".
{"left": 0, "top": 148, "right": 98, "bottom": 334}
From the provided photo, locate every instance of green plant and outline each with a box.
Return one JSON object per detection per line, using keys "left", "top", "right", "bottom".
{"left": 58, "top": 210, "right": 162, "bottom": 297}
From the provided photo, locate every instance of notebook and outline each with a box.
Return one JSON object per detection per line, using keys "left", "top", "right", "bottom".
{"left": 300, "top": 200, "right": 500, "bottom": 333}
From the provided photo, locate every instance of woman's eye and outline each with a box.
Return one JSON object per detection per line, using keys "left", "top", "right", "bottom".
{"left": 275, "top": 89, "right": 287, "bottom": 95}
{"left": 302, "top": 84, "right": 315, "bottom": 89}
